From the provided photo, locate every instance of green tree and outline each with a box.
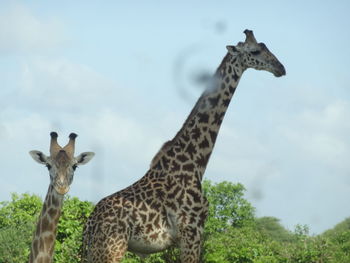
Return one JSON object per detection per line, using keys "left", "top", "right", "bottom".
{"left": 204, "top": 225, "right": 283, "bottom": 263}
{"left": 0, "top": 193, "right": 94, "bottom": 263}
{"left": 283, "top": 225, "right": 331, "bottom": 263}
{"left": 202, "top": 180, "right": 262, "bottom": 262}
{"left": 256, "top": 216, "right": 293, "bottom": 243}
{"left": 0, "top": 222, "right": 35, "bottom": 263}
{"left": 329, "top": 231, "right": 350, "bottom": 263}
{"left": 0, "top": 193, "right": 41, "bottom": 263}
{"left": 323, "top": 217, "right": 350, "bottom": 237}
{"left": 2, "top": 188, "right": 350, "bottom": 263}
{"left": 0, "top": 193, "right": 42, "bottom": 228}
{"left": 54, "top": 196, "right": 94, "bottom": 263}
{"left": 203, "top": 180, "right": 255, "bottom": 236}
{"left": 322, "top": 218, "right": 350, "bottom": 263}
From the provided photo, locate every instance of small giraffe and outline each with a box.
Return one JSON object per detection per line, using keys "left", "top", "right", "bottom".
{"left": 82, "top": 30, "right": 285, "bottom": 263}
{"left": 28, "top": 132, "right": 94, "bottom": 263}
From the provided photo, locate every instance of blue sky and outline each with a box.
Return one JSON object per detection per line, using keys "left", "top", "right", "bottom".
{"left": 0, "top": 0, "right": 349, "bottom": 234}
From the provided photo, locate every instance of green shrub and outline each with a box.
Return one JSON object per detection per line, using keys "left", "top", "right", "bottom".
{"left": 0, "top": 193, "right": 41, "bottom": 263}
{"left": 1, "top": 188, "right": 350, "bottom": 263}
{"left": 54, "top": 196, "right": 94, "bottom": 263}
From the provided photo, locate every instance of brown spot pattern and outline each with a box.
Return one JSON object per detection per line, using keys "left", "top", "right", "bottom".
{"left": 81, "top": 43, "right": 251, "bottom": 263}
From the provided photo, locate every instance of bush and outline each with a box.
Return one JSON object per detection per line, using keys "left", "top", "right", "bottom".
{"left": 0, "top": 222, "right": 34, "bottom": 263}
{"left": 0, "top": 193, "right": 94, "bottom": 263}
{"left": 204, "top": 226, "right": 283, "bottom": 263}
{"left": 0, "top": 193, "right": 41, "bottom": 263}
{"left": 203, "top": 180, "right": 255, "bottom": 235}
{"left": 54, "top": 196, "right": 94, "bottom": 263}
{"left": 1, "top": 187, "right": 350, "bottom": 263}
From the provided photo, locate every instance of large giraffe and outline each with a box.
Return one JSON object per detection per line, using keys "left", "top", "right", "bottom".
{"left": 28, "top": 132, "right": 94, "bottom": 263}
{"left": 82, "top": 30, "right": 286, "bottom": 263}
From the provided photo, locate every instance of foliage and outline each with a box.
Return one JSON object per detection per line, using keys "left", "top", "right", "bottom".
{"left": 328, "top": 230, "right": 350, "bottom": 263}
{"left": 0, "top": 193, "right": 42, "bottom": 228}
{"left": 54, "top": 196, "right": 94, "bottom": 263}
{"left": 203, "top": 180, "right": 255, "bottom": 235}
{"left": 284, "top": 225, "right": 331, "bottom": 263}
{"left": 323, "top": 217, "right": 350, "bottom": 237}
{"left": 0, "top": 193, "right": 93, "bottom": 263}
{"left": 0, "top": 183, "right": 350, "bottom": 263}
{"left": 0, "top": 193, "right": 41, "bottom": 263}
{"left": 255, "top": 216, "right": 293, "bottom": 243}
{"left": 122, "top": 249, "right": 180, "bottom": 263}
{"left": 0, "top": 222, "right": 35, "bottom": 263}
{"left": 204, "top": 226, "right": 283, "bottom": 263}
{"left": 321, "top": 218, "right": 350, "bottom": 263}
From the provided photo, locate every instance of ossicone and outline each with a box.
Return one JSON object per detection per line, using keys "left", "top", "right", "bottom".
{"left": 243, "top": 29, "right": 257, "bottom": 44}
{"left": 63, "top": 132, "right": 78, "bottom": 157}
{"left": 50, "top": 131, "right": 61, "bottom": 156}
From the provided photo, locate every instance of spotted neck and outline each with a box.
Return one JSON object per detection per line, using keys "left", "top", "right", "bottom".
{"left": 152, "top": 53, "right": 246, "bottom": 181}
{"left": 29, "top": 185, "right": 64, "bottom": 263}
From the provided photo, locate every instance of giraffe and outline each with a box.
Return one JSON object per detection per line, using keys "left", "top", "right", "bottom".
{"left": 82, "top": 30, "right": 286, "bottom": 263}
{"left": 28, "top": 132, "right": 95, "bottom": 263}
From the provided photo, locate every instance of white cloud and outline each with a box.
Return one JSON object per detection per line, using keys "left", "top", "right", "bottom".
{"left": 0, "top": 110, "right": 51, "bottom": 141}
{"left": 18, "top": 57, "right": 117, "bottom": 112}
{"left": 202, "top": 91, "right": 350, "bottom": 234}
{"left": 77, "top": 110, "right": 165, "bottom": 163}
{"left": 0, "top": 100, "right": 172, "bottom": 200}
{"left": 281, "top": 99, "right": 350, "bottom": 173}
{"left": 0, "top": 3, "right": 66, "bottom": 53}
{"left": 0, "top": 112, "right": 53, "bottom": 198}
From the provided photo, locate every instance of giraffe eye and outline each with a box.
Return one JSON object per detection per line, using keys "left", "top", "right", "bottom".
{"left": 251, "top": 50, "right": 261, "bottom": 56}
{"left": 46, "top": 164, "right": 51, "bottom": 170}
{"left": 72, "top": 164, "right": 78, "bottom": 171}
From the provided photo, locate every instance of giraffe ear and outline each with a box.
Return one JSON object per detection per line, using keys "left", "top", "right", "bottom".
{"left": 75, "top": 152, "right": 95, "bottom": 166}
{"left": 29, "top": 150, "right": 48, "bottom": 165}
{"left": 226, "top": 45, "right": 244, "bottom": 54}
{"left": 226, "top": 45, "right": 237, "bottom": 53}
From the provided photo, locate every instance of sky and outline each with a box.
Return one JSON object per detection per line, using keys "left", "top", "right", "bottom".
{"left": 0, "top": 0, "right": 349, "bottom": 235}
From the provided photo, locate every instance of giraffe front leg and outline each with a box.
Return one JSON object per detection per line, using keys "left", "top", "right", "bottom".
{"left": 87, "top": 231, "right": 128, "bottom": 263}
{"left": 105, "top": 237, "right": 128, "bottom": 263}
{"left": 93, "top": 239, "right": 128, "bottom": 263}
{"left": 179, "top": 225, "right": 203, "bottom": 263}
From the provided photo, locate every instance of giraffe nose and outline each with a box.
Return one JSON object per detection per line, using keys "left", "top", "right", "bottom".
{"left": 56, "top": 177, "right": 66, "bottom": 187}
{"left": 54, "top": 176, "right": 70, "bottom": 195}
{"left": 54, "top": 184, "right": 70, "bottom": 195}
{"left": 274, "top": 63, "right": 286, "bottom": 77}
{"left": 279, "top": 64, "right": 286, "bottom": 76}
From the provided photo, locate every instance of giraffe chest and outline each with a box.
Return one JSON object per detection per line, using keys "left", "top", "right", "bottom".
{"left": 128, "top": 227, "right": 175, "bottom": 256}
{"left": 128, "top": 209, "right": 177, "bottom": 256}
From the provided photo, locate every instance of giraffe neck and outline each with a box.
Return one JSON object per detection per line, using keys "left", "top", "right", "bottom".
{"left": 29, "top": 185, "right": 64, "bottom": 263}
{"left": 152, "top": 52, "right": 246, "bottom": 181}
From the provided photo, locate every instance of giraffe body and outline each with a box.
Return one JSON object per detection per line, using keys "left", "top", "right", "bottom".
{"left": 82, "top": 30, "right": 285, "bottom": 263}
{"left": 28, "top": 132, "right": 94, "bottom": 263}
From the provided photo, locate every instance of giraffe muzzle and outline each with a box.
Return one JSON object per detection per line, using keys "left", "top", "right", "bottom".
{"left": 54, "top": 185, "right": 70, "bottom": 195}
{"left": 54, "top": 177, "right": 70, "bottom": 195}
{"left": 273, "top": 63, "right": 286, "bottom": 77}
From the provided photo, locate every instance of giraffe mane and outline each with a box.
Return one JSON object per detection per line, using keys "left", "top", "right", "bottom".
{"left": 150, "top": 140, "right": 172, "bottom": 167}
{"left": 149, "top": 53, "right": 232, "bottom": 168}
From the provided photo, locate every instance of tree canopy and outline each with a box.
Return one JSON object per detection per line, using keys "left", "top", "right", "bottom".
{"left": 0, "top": 181, "right": 349, "bottom": 263}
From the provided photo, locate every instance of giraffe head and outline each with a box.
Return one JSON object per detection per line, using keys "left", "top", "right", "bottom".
{"left": 29, "top": 132, "right": 95, "bottom": 195}
{"left": 226, "top": 29, "right": 286, "bottom": 77}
